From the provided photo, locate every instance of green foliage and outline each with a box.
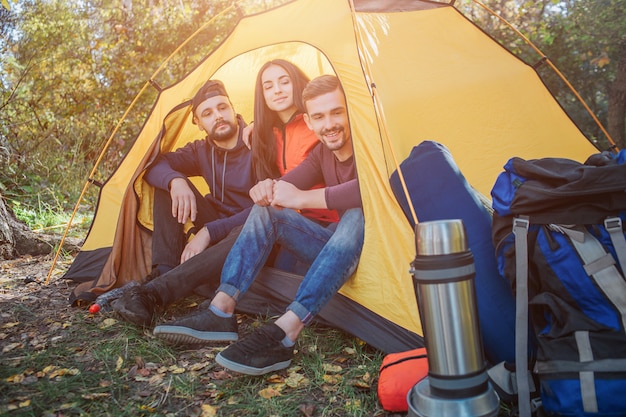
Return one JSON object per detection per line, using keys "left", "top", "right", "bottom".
{"left": 0, "top": 0, "right": 287, "bottom": 218}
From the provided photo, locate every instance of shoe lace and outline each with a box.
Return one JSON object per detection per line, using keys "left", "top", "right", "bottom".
{"left": 126, "top": 286, "right": 157, "bottom": 309}
{"left": 235, "top": 325, "right": 280, "bottom": 354}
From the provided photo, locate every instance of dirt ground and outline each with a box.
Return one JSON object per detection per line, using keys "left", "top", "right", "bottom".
{"left": 0, "top": 254, "right": 396, "bottom": 416}
{"left": 0, "top": 254, "right": 72, "bottom": 327}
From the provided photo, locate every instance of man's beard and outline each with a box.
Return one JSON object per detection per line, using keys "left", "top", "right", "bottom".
{"left": 209, "top": 119, "right": 237, "bottom": 143}
{"left": 320, "top": 126, "right": 348, "bottom": 151}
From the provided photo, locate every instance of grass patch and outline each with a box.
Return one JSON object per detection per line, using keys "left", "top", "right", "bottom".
{"left": 0, "top": 284, "right": 390, "bottom": 417}
{"left": 10, "top": 196, "right": 92, "bottom": 238}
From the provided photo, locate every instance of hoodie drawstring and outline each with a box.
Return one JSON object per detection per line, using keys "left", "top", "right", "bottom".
{"left": 221, "top": 152, "right": 226, "bottom": 202}
{"left": 211, "top": 146, "right": 226, "bottom": 203}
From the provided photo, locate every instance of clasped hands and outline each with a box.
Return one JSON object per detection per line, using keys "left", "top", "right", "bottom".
{"left": 249, "top": 178, "right": 302, "bottom": 209}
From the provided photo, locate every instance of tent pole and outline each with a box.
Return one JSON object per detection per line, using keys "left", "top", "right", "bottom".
{"left": 347, "top": 0, "right": 419, "bottom": 227}
{"left": 472, "top": 0, "right": 617, "bottom": 151}
{"left": 45, "top": 3, "right": 240, "bottom": 285}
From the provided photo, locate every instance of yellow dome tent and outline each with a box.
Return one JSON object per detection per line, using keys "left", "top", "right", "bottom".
{"left": 62, "top": 0, "right": 599, "bottom": 353}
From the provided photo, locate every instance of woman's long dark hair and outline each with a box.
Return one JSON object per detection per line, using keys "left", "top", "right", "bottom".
{"left": 252, "top": 59, "right": 310, "bottom": 180}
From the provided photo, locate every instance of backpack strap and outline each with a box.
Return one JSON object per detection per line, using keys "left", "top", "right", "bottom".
{"left": 562, "top": 224, "right": 626, "bottom": 332}
{"left": 513, "top": 216, "right": 532, "bottom": 417}
{"left": 544, "top": 224, "right": 626, "bottom": 413}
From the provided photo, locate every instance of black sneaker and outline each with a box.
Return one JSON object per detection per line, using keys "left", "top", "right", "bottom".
{"left": 215, "top": 323, "right": 293, "bottom": 375}
{"left": 153, "top": 308, "right": 238, "bottom": 345}
{"left": 111, "top": 285, "right": 162, "bottom": 327}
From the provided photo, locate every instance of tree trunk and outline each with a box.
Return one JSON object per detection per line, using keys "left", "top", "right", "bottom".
{"left": 0, "top": 194, "right": 17, "bottom": 259}
{"left": 607, "top": 39, "right": 626, "bottom": 150}
{"left": 0, "top": 193, "right": 80, "bottom": 260}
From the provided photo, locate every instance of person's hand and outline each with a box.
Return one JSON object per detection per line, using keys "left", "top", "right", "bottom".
{"left": 249, "top": 178, "right": 275, "bottom": 206}
{"left": 271, "top": 181, "right": 326, "bottom": 210}
{"left": 271, "top": 180, "right": 302, "bottom": 209}
{"left": 242, "top": 122, "right": 254, "bottom": 149}
{"left": 169, "top": 178, "right": 197, "bottom": 224}
{"left": 180, "top": 227, "right": 211, "bottom": 263}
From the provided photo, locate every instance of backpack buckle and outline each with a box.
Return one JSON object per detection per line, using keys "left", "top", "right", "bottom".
{"left": 513, "top": 216, "right": 529, "bottom": 231}
{"left": 604, "top": 217, "right": 622, "bottom": 232}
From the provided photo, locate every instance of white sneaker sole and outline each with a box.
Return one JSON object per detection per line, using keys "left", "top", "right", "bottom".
{"left": 153, "top": 325, "right": 238, "bottom": 345}
{"left": 215, "top": 352, "right": 291, "bottom": 376}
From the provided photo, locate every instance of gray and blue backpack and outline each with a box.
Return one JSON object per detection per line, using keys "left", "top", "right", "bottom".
{"left": 491, "top": 151, "right": 626, "bottom": 416}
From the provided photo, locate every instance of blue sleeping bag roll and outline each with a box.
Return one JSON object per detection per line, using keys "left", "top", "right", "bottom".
{"left": 390, "top": 140, "right": 515, "bottom": 365}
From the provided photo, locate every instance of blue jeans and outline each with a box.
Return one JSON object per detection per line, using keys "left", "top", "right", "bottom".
{"left": 219, "top": 206, "right": 364, "bottom": 324}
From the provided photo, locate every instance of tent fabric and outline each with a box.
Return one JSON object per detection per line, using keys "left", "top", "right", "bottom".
{"left": 64, "top": 0, "right": 598, "bottom": 353}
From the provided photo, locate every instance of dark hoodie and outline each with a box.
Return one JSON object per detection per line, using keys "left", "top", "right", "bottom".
{"left": 144, "top": 115, "right": 254, "bottom": 243}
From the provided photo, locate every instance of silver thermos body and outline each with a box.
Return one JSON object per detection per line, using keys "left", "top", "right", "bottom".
{"left": 408, "top": 219, "right": 499, "bottom": 417}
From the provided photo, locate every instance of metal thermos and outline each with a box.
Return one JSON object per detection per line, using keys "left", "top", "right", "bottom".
{"left": 407, "top": 219, "right": 499, "bottom": 417}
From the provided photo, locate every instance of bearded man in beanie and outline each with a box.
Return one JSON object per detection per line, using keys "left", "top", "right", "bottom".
{"left": 111, "top": 79, "right": 256, "bottom": 326}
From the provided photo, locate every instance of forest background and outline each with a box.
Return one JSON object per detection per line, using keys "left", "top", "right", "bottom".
{"left": 0, "top": 0, "right": 625, "bottom": 238}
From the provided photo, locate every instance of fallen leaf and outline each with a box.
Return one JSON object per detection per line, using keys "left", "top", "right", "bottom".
{"left": 201, "top": 403, "right": 217, "bottom": 417}
{"left": 42, "top": 365, "right": 57, "bottom": 374}
{"left": 48, "top": 367, "right": 80, "bottom": 379}
{"left": 590, "top": 52, "right": 610, "bottom": 68}
{"left": 139, "top": 404, "right": 157, "bottom": 412}
{"left": 322, "top": 363, "right": 343, "bottom": 373}
{"left": 351, "top": 378, "right": 370, "bottom": 389}
{"left": 115, "top": 356, "right": 124, "bottom": 372}
{"left": 5, "top": 373, "right": 25, "bottom": 383}
{"left": 346, "top": 399, "right": 361, "bottom": 408}
{"left": 189, "top": 361, "right": 210, "bottom": 372}
{"left": 170, "top": 366, "right": 185, "bottom": 374}
{"left": 2, "top": 342, "right": 22, "bottom": 353}
{"left": 285, "top": 372, "right": 308, "bottom": 388}
{"left": 287, "top": 365, "right": 302, "bottom": 373}
{"left": 100, "top": 318, "right": 117, "bottom": 329}
{"left": 266, "top": 374, "right": 284, "bottom": 383}
{"left": 211, "top": 370, "right": 232, "bottom": 380}
{"left": 322, "top": 374, "right": 342, "bottom": 384}
{"left": 258, "top": 387, "right": 282, "bottom": 399}
{"left": 148, "top": 374, "right": 164, "bottom": 385}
